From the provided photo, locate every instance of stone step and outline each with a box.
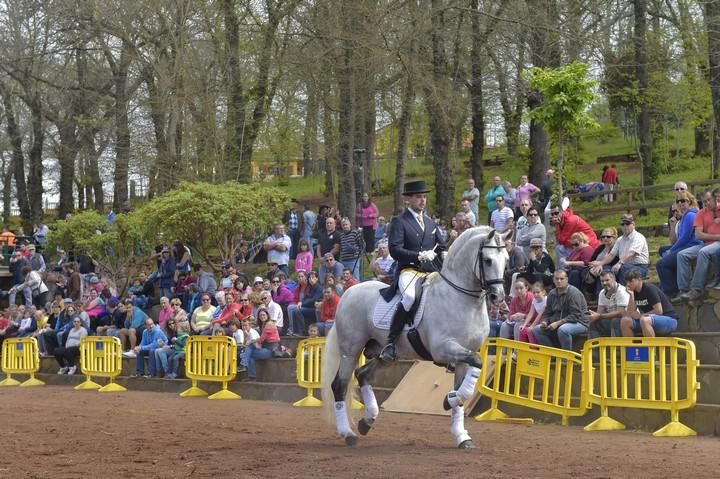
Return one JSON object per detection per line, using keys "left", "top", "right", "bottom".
{"left": 471, "top": 397, "right": 720, "bottom": 436}
{"left": 675, "top": 296, "right": 720, "bottom": 332}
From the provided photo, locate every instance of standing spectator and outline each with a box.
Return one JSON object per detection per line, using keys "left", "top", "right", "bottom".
{"left": 655, "top": 191, "right": 701, "bottom": 298}
{"left": 587, "top": 271, "right": 627, "bottom": 340}
{"left": 490, "top": 196, "right": 514, "bottom": 234}
{"left": 0, "top": 226, "right": 16, "bottom": 248}
{"left": 460, "top": 200, "right": 477, "bottom": 226}
{"left": 447, "top": 212, "right": 471, "bottom": 247}
{"left": 564, "top": 232, "right": 596, "bottom": 290}
{"left": 53, "top": 316, "right": 87, "bottom": 375}
{"left": 518, "top": 238, "right": 555, "bottom": 287}
{"left": 194, "top": 264, "right": 217, "bottom": 298}
{"left": 516, "top": 207, "right": 546, "bottom": 256}
{"left": 590, "top": 215, "right": 649, "bottom": 285}
{"left": 339, "top": 218, "right": 362, "bottom": 280}
{"left": 603, "top": 164, "right": 618, "bottom": 202}
{"left": 504, "top": 240, "right": 528, "bottom": 297}
{"left": 8, "top": 250, "right": 30, "bottom": 306}
{"left": 550, "top": 203, "right": 599, "bottom": 267}
{"left": 8, "top": 266, "right": 48, "bottom": 309}
{"left": 677, "top": 189, "right": 720, "bottom": 301}
{"left": 283, "top": 201, "right": 301, "bottom": 260}
{"left": 294, "top": 239, "right": 314, "bottom": 274}
{"left": 131, "top": 317, "right": 168, "bottom": 378}
{"left": 64, "top": 262, "right": 82, "bottom": 301}
{"left": 356, "top": 192, "right": 379, "bottom": 254}
{"left": 173, "top": 240, "right": 192, "bottom": 274}
{"left": 26, "top": 245, "right": 46, "bottom": 274}
{"left": 484, "top": 176, "right": 506, "bottom": 224}
{"left": 263, "top": 223, "right": 291, "bottom": 275}
{"left": 515, "top": 175, "right": 541, "bottom": 208}
{"left": 315, "top": 217, "right": 341, "bottom": 280}
{"left": 501, "top": 180, "right": 517, "bottom": 210}
{"left": 531, "top": 270, "right": 588, "bottom": 351}
{"left": 514, "top": 199, "right": 532, "bottom": 237}
{"left": 621, "top": 270, "right": 677, "bottom": 337}
{"left": 539, "top": 169, "right": 555, "bottom": 213}
{"left": 156, "top": 247, "right": 177, "bottom": 299}
{"left": 33, "top": 222, "right": 49, "bottom": 247}
{"left": 461, "top": 178, "right": 481, "bottom": 221}
{"left": 315, "top": 285, "right": 340, "bottom": 336}
{"left": 302, "top": 204, "right": 317, "bottom": 248}
{"left": 374, "top": 216, "right": 388, "bottom": 247}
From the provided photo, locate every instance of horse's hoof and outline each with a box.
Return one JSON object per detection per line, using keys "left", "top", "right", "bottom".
{"left": 345, "top": 434, "right": 358, "bottom": 447}
{"left": 442, "top": 395, "right": 452, "bottom": 411}
{"left": 358, "top": 418, "right": 372, "bottom": 436}
{"left": 458, "top": 439, "right": 476, "bottom": 449}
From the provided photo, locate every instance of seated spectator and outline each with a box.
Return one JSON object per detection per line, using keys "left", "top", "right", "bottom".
{"left": 369, "top": 241, "right": 395, "bottom": 284}
{"left": 490, "top": 196, "right": 514, "bottom": 234}
{"left": 656, "top": 191, "right": 701, "bottom": 297}
{"left": 13, "top": 306, "right": 37, "bottom": 337}
{"left": 162, "top": 319, "right": 190, "bottom": 379}
{"left": 254, "top": 308, "right": 271, "bottom": 332}
{"left": 500, "top": 279, "right": 532, "bottom": 340}
{"left": 447, "top": 212, "right": 471, "bottom": 247}
{"left": 194, "top": 263, "right": 217, "bottom": 299}
{"left": 251, "top": 276, "right": 265, "bottom": 294}
{"left": 550, "top": 203, "right": 599, "bottom": 267}
{"left": 97, "top": 299, "right": 123, "bottom": 338}
{"left": 517, "top": 238, "right": 555, "bottom": 288}
{"left": 315, "top": 286, "right": 339, "bottom": 336}
{"left": 659, "top": 203, "right": 683, "bottom": 257}
{"left": 174, "top": 271, "right": 196, "bottom": 308}
{"left": 239, "top": 318, "right": 281, "bottom": 381}
{"left": 173, "top": 239, "right": 193, "bottom": 275}
{"left": 233, "top": 275, "right": 252, "bottom": 297}
{"left": 504, "top": 239, "right": 528, "bottom": 297}
{"left": 121, "top": 300, "right": 150, "bottom": 357}
{"left": 590, "top": 215, "right": 649, "bottom": 286}
{"left": 259, "top": 290, "right": 284, "bottom": 331}
{"left": 318, "top": 252, "right": 344, "bottom": 287}
{"left": 515, "top": 207, "right": 546, "bottom": 256}
{"left": 190, "top": 293, "right": 216, "bottom": 335}
{"left": 461, "top": 199, "right": 477, "bottom": 226}
{"left": 341, "top": 268, "right": 358, "bottom": 292}
{"left": 487, "top": 298, "right": 510, "bottom": 341}
{"left": 677, "top": 189, "right": 720, "bottom": 301}
{"left": 295, "top": 239, "right": 314, "bottom": 275}
{"left": 621, "top": 269, "right": 678, "bottom": 337}
{"left": 518, "top": 283, "right": 546, "bottom": 344}
{"left": 0, "top": 312, "right": 12, "bottom": 349}
{"left": 36, "top": 303, "right": 62, "bottom": 355}
{"left": 157, "top": 296, "right": 173, "bottom": 330}
{"left": 564, "top": 232, "right": 596, "bottom": 290}
{"left": 307, "top": 323, "right": 320, "bottom": 339}
{"left": 324, "top": 273, "right": 344, "bottom": 297}
{"left": 584, "top": 228, "right": 619, "bottom": 294}
{"left": 531, "top": 270, "right": 588, "bottom": 351}
{"left": 270, "top": 275, "right": 293, "bottom": 309}
{"left": 131, "top": 317, "right": 168, "bottom": 378}
{"left": 288, "top": 270, "right": 322, "bottom": 336}
{"left": 265, "top": 261, "right": 280, "bottom": 281}
{"left": 374, "top": 216, "right": 387, "bottom": 247}
{"left": 587, "top": 271, "right": 627, "bottom": 340}
{"left": 53, "top": 316, "right": 88, "bottom": 375}
{"left": 212, "top": 291, "right": 241, "bottom": 328}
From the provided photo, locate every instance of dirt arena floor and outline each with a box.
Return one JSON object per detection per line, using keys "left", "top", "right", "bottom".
{"left": 1, "top": 386, "right": 718, "bottom": 478}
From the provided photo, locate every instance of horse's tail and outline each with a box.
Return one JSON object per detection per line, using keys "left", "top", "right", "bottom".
{"left": 321, "top": 325, "right": 342, "bottom": 424}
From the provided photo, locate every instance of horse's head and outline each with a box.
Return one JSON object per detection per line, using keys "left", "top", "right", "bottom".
{"left": 478, "top": 229, "right": 510, "bottom": 303}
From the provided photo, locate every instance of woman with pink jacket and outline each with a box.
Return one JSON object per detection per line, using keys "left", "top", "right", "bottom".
{"left": 356, "top": 192, "right": 379, "bottom": 253}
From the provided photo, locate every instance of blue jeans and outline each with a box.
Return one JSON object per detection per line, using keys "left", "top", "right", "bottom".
{"left": 499, "top": 321, "right": 521, "bottom": 340}
{"left": 532, "top": 322, "right": 588, "bottom": 351}
{"left": 167, "top": 352, "right": 185, "bottom": 376}
{"left": 677, "top": 242, "right": 720, "bottom": 290}
{"left": 615, "top": 263, "right": 648, "bottom": 285}
{"left": 555, "top": 245, "right": 573, "bottom": 268}
{"left": 135, "top": 349, "right": 158, "bottom": 375}
{"left": 289, "top": 305, "right": 315, "bottom": 335}
{"left": 629, "top": 315, "right": 677, "bottom": 336}
{"left": 241, "top": 344, "right": 273, "bottom": 379}
{"left": 315, "top": 321, "right": 334, "bottom": 336}
{"left": 154, "top": 347, "right": 178, "bottom": 374}
{"left": 655, "top": 250, "right": 680, "bottom": 295}
{"left": 278, "top": 264, "right": 289, "bottom": 276}
{"left": 587, "top": 318, "right": 620, "bottom": 340}
{"left": 341, "top": 259, "right": 360, "bottom": 281}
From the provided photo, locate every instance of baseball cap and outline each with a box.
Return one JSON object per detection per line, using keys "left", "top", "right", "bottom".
{"left": 620, "top": 214, "right": 635, "bottom": 225}
{"left": 530, "top": 238, "right": 544, "bottom": 248}
{"left": 323, "top": 252, "right": 335, "bottom": 260}
{"left": 253, "top": 276, "right": 263, "bottom": 284}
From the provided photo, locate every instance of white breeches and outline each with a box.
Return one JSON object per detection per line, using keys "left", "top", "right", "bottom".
{"left": 398, "top": 270, "right": 423, "bottom": 311}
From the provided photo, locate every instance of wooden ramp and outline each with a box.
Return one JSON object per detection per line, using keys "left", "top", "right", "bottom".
{"left": 381, "top": 357, "right": 495, "bottom": 416}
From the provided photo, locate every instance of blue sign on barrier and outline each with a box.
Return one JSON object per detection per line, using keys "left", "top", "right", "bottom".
{"left": 626, "top": 347, "right": 649, "bottom": 362}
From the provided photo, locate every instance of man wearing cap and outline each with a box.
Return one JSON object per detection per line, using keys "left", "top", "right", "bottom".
{"left": 380, "top": 180, "right": 447, "bottom": 362}
{"left": 589, "top": 214, "right": 649, "bottom": 285}
{"left": 263, "top": 223, "right": 291, "bottom": 275}
{"left": 518, "top": 237, "right": 555, "bottom": 287}
{"left": 27, "top": 244, "right": 46, "bottom": 274}
{"left": 318, "top": 252, "right": 343, "bottom": 284}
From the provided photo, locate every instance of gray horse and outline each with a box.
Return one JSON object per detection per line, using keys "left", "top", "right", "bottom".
{"left": 322, "top": 226, "right": 509, "bottom": 448}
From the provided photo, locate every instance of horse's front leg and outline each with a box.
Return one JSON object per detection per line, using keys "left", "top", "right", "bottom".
{"left": 444, "top": 363, "right": 476, "bottom": 448}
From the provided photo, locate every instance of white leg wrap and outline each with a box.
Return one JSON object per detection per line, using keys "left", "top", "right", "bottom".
{"left": 446, "top": 390, "right": 463, "bottom": 409}
{"left": 451, "top": 405, "right": 471, "bottom": 446}
{"left": 458, "top": 366, "right": 480, "bottom": 402}
{"left": 334, "top": 401, "right": 352, "bottom": 437}
{"left": 360, "top": 385, "right": 379, "bottom": 421}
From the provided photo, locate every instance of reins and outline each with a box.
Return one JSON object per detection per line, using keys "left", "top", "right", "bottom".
{"left": 429, "top": 238, "right": 506, "bottom": 299}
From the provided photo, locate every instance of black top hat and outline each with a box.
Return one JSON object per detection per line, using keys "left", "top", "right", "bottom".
{"left": 402, "top": 180, "right": 431, "bottom": 196}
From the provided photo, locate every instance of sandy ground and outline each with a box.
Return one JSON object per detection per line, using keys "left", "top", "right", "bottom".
{"left": 0, "top": 386, "right": 718, "bottom": 479}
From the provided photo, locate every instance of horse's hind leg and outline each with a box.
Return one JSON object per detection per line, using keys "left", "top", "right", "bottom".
{"left": 354, "top": 358, "right": 383, "bottom": 436}
{"left": 331, "top": 354, "right": 359, "bottom": 446}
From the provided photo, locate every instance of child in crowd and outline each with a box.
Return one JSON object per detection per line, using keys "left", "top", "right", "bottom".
{"left": 307, "top": 323, "right": 320, "bottom": 339}
{"left": 487, "top": 297, "right": 510, "bottom": 341}
{"left": 295, "top": 239, "right": 314, "bottom": 274}
{"left": 165, "top": 320, "right": 190, "bottom": 379}
{"left": 518, "top": 283, "right": 546, "bottom": 344}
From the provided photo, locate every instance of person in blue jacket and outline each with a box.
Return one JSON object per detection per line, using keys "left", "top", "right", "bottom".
{"left": 156, "top": 247, "right": 177, "bottom": 300}
{"left": 131, "top": 317, "right": 168, "bottom": 378}
{"left": 655, "top": 191, "right": 702, "bottom": 297}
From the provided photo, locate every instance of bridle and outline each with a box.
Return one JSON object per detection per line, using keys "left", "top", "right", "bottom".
{"left": 434, "top": 238, "right": 506, "bottom": 299}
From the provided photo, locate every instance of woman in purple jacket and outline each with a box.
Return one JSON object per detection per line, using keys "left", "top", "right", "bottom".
{"left": 356, "top": 192, "right": 379, "bottom": 254}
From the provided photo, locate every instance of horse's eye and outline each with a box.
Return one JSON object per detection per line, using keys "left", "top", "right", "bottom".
{"left": 485, "top": 258, "right": 493, "bottom": 266}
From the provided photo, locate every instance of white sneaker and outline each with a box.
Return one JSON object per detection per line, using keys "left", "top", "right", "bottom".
{"left": 57, "top": 367, "right": 69, "bottom": 375}
{"left": 67, "top": 366, "right": 77, "bottom": 375}
{"left": 122, "top": 350, "right": 137, "bottom": 358}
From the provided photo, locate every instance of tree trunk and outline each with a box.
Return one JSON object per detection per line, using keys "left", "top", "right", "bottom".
{"left": 634, "top": 0, "right": 653, "bottom": 186}
{"left": 303, "top": 80, "right": 320, "bottom": 175}
{"left": 222, "top": 0, "right": 245, "bottom": 183}
{"left": 709, "top": 0, "right": 720, "bottom": 178}
{"left": 469, "top": 0, "right": 485, "bottom": 187}
{"left": 337, "top": 17, "right": 356, "bottom": 217}
{"left": 394, "top": 72, "right": 415, "bottom": 213}
{"left": 110, "top": 42, "right": 131, "bottom": 210}
{"left": 695, "top": 121, "right": 711, "bottom": 156}
{"left": 2, "top": 153, "right": 12, "bottom": 224}
{"left": 1, "top": 86, "right": 31, "bottom": 220}
{"left": 27, "top": 97, "right": 45, "bottom": 220}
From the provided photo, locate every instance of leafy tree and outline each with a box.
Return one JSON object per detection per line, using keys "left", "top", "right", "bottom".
{"left": 525, "top": 61, "right": 599, "bottom": 194}
{"left": 134, "top": 182, "right": 290, "bottom": 270}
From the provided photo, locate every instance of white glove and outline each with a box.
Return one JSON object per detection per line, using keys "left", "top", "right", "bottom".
{"left": 418, "top": 250, "right": 437, "bottom": 263}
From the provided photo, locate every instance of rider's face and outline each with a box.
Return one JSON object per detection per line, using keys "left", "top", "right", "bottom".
{"left": 407, "top": 193, "right": 426, "bottom": 212}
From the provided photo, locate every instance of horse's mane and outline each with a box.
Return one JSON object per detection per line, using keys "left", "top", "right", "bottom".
{"left": 446, "top": 225, "right": 494, "bottom": 257}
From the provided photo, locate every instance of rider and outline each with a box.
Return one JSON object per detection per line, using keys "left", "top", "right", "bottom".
{"left": 379, "top": 180, "right": 447, "bottom": 362}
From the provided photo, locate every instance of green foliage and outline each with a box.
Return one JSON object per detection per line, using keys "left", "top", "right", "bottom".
{"left": 134, "top": 182, "right": 290, "bottom": 269}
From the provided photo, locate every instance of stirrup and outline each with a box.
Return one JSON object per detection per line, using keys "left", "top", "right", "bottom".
{"left": 379, "top": 343, "right": 396, "bottom": 362}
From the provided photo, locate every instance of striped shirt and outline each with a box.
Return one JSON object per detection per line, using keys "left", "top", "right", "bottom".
{"left": 340, "top": 230, "right": 361, "bottom": 261}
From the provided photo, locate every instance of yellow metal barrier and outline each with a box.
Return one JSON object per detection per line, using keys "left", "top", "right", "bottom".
{"left": 0, "top": 337, "right": 44, "bottom": 387}
{"left": 180, "top": 336, "right": 239, "bottom": 400}
{"left": 76, "top": 337, "right": 126, "bottom": 393}
{"left": 475, "top": 338, "right": 586, "bottom": 425}
{"left": 293, "top": 337, "right": 364, "bottom": 409}
{"left": 582, "top": 337, "right": 700, "bottom": 437}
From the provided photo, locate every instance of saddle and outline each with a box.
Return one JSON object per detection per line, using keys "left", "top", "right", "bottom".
{"left": 379, "top": 272, "right": 426, "bottom": 319}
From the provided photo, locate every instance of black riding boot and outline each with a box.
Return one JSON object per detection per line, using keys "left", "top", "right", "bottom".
{"left": 379, "top": 305, "right": 410, "bottom": 362}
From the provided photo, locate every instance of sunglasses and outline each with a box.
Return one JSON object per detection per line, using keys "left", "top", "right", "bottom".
{"left": 495, "top": 199, "right": 504, "bottom": 202}
{"left": 272, "top": 280, "right": 280, "bottom": 284}
{"left": 550, "top": 211, "right": 560, "bottom": 216}
{"left": 676, "top": 199, "right": 687, "bottom": 204}
{"left": 601, "top": 235, "right": 614, "bottom": 239}
{"left": 202, "top": 299, "right": 210, "bottom": 302}
{"left": 240, "top": 299, "right": 249, "bottom": 302}
{"left": 527, "top": 213, "right": 538, "bottom": 217}
{"left": 571, "top": 243, "right": 579, "bottom": 247}
{"left": 675, "top": 187, "right": 686, "bottom": 192}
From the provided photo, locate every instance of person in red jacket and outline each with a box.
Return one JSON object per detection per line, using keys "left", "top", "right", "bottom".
{"left": 315, "top": 286, "right": 340, "bottom": 336}
{"left": 550, "top": 203, "right": 599, "bottom": 268}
